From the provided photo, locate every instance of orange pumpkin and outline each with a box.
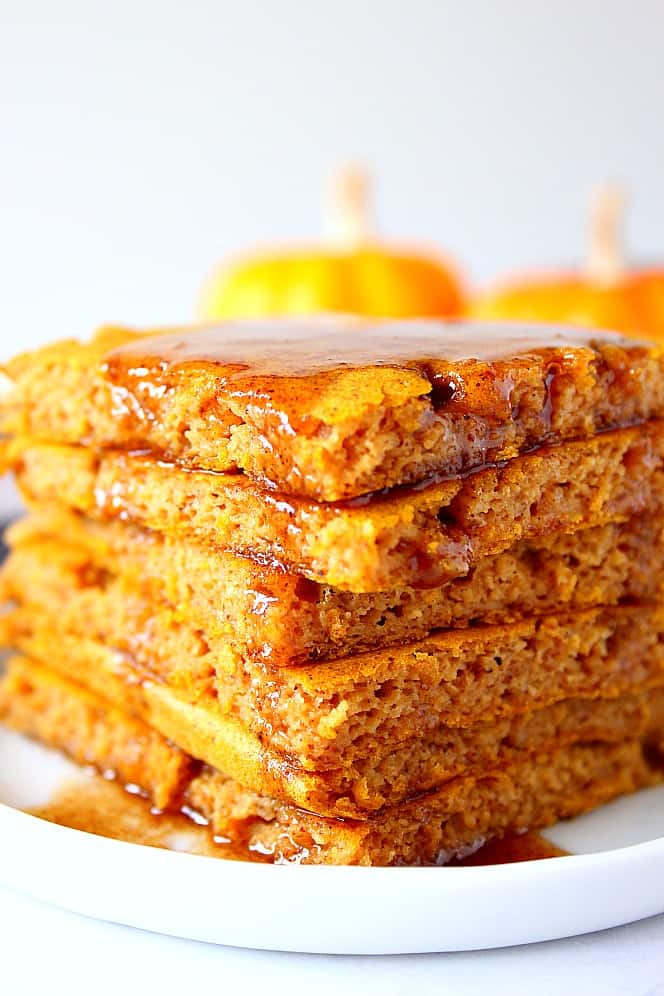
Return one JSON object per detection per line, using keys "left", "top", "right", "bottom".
{"left": 198, "top": 167, "right": 465, "bottom": 320}
{"left": 470, "top": 187, "right": 664, "bottom": 340}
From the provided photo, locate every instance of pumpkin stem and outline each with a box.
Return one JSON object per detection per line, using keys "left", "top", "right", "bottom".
{"left": 586, "top": 183, "right": 626, "bottom": 285}
{"left": 324, "top": 165, "right": 372, "bottom": 248}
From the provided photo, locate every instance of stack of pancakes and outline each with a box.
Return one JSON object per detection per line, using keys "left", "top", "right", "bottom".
{"left": 1, "top": 320, "right": 664, "bottom": 864}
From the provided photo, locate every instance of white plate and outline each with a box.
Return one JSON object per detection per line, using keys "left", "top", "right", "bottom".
{"left": 1, "top": 725, "right": 663, "bottom": 955}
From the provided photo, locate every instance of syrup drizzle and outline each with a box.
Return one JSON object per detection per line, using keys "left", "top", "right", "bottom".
{"left": 109, "top": 320, "right": 635, "bottom": 375}
{"left": 98, "top": 320, "right": 652, "bottom": 505}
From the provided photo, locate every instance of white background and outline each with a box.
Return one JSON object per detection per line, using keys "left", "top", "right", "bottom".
{"left": 1, "top": 888, "right": 664, "bottom": 996}
{"left": 1, "top": 0, "right": 664, "bottom": 357}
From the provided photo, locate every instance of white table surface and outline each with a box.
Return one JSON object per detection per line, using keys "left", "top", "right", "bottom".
{"left": 2, "top": 886, "right": 664, "bottom": 996}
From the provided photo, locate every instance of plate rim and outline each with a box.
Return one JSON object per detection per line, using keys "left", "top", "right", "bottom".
{"left": 2, "top": 793, "right": 664, "bottom": 953}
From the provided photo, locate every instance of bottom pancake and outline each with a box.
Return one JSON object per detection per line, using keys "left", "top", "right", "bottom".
{"left": 1, "top": 656, "right": 663, "bottom": 866}
{"left": 4, "top": 619, "right": 664, "bottom": 818}
{"left": 0, "top": 656, "right": 194, "bottom": 810}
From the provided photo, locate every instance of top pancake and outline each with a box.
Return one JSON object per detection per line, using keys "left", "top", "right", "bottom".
{"left": 2, "top": 319, "right": 663, "bottom": 500}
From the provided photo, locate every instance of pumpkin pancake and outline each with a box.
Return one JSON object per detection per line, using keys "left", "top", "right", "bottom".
{"left": 2, "top": 321, "right": 663, "bottom": 501}
{"left": 3, "top": 319, "right": 664, "bottom": 864}
{"left": 7, "top": 419, "right": 664, "bottom": 592}
{"left": 2, "top": 657, "right": 662, "bottom": 865}
{"left": 4, "top": 585, "right": 664, "bottom": 817}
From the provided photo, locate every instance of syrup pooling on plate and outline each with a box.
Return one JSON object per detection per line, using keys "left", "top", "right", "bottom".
{"left": 452, "top": 832, "right": 569, "bottom": 865}
{"left": 28, "top": 772, "right": 267, "bottom": 862}
{"left": 28, "top": 769, "right": 569, "bottom": 866}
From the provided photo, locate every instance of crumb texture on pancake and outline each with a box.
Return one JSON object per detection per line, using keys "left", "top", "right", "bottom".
{"left": 8, "top": 420, "right": 664, "bottom": 591}
{"left": 7, "top": 507, "right": 664, "bottom": 666}
{"left": 2, "top": 322, "right": 663, "bottom": 500}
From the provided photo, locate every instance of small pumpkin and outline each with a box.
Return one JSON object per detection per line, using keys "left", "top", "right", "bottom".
{"left": 470, "top": 187, "right": 664, "bottom": 340}
{"left": 198, "top": 167, "right": 465, "bottom": 320}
